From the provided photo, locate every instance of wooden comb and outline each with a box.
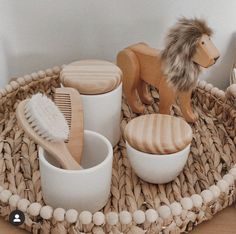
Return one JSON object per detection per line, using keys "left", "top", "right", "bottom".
{"left": 54, "top": 87, "right": 84, "bottom": 164}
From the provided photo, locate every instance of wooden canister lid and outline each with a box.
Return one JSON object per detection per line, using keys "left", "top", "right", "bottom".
{"left": 60, "top": 60, "right": 122, "bottom": 95}
{"left": 124, "top": 114, "right": 192, "bottom": 154}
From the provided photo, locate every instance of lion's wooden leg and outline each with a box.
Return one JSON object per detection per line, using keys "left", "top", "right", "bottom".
{"left": 117, "top": 48, "right": 145, "bottom": 113}
{"left": 137, "top": 79, "right": 153, "bottom": 105}
{"left": 159, "top": 77, "right": 176, "bottom": 114}
{"left": 178, "top": 90, "right": 198, "bottom": 123}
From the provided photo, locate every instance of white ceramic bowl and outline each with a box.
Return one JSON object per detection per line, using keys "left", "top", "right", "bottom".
{"left": 81, "top": 83, "right": 122, "bottom": 147}
{"left": 39, "top": 130, "right": 113, "bottom": 213}
{"left": 126, "top": 141, "right": 190, "bottom": 184}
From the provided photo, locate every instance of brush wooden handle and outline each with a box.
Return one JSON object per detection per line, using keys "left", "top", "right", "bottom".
{"left": 16, "top": 100, "right": 82, "bottom": 170}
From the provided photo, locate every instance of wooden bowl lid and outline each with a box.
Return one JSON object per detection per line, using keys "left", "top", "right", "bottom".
{"left": 124, "top": 114, "right": 192, "bottom": 154}
{"left": 60, "top": 60, "right": 122, "bottom": 95}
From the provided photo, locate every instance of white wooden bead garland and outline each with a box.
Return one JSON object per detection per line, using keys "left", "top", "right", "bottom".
{"left": 229, "top": 167, "right": 236, "bottom": 179}
{"left": 28, "top": 202, "right": 42, "bottom": 216}
{"left": 106, "top": 212, "right": 118, "bottom": 225}
{"left": 223, "top": 174, "right": 234, "bottom": 185}
{"left": 40, "top": 206, "right": 53, "bottom": 220}
{"left": 209, "top": 185, "right": 221, "bottom": 199}
{"left": 119, "top": 211, "right": 132, "bottom": 225}
{"left": 53, "top": 208, "right": 65, "bottom": 222}
{"left": 191, "top": 194, "right": 203, "bottom": 208}
{"left": 17, "top": 199, "right": 31, "bottom": 212}
{"left": 180, "top": 197, "right": 193, "bottom": 210}
{"left": 170, "top": 202, "right": 182, "bottom": 216}
{"left": 217, "top": 180, "right": 229, "bottom": 194}
{"left": 201, "top": 190, "right": 214, "bottom": 203}
{"left": 0, "top": 190, "right": 12, "bottom": 203}
{"left": 79, "top": 211, "right": 92, "bottom": 225}
{"left": 65, "top": 209, "right": 78, "bottom": 223}
{"left": 93, "top": 212, "right": 105, "bottom": 226}
{"left": 145, "top": 209, "right": 158, "bottom": 223}
{"left": 9, "top": 194, "right": 21, "bottom": 207}
{"left": 158, "top": 205, "right": 171, "bottom": 219}
{"left": 133, "top": 210, "right": 145, "bottom": 224}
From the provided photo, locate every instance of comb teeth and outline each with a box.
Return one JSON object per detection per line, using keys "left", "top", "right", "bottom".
{"left": 54, "top": 92, "right": 72, "bottom": 143}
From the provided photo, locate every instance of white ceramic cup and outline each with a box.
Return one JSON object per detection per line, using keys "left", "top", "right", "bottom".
{"left": 39, "top": 130, "right": 113, "bottom": 213}
{"left": 126, "top": 142, "right": 190, "bottom": 184}
{"left": 81, "top": 83, "right": 122, "bottom": 147}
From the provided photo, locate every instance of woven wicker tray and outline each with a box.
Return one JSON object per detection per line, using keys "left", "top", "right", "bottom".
{"left": 0, "top": 67, "right": 236, "bottom": 234}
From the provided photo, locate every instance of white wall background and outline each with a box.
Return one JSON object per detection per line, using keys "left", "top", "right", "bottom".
{"left": 0, "top": 0, "right": 235, "bottom": 89}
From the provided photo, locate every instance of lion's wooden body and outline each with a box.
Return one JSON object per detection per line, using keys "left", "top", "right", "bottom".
{"left": 117, "top": 43, "right": 197, "bottom": 122}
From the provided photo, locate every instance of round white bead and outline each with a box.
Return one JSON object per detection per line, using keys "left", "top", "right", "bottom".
{"left": 158, "top": 205, "right": 171, "bottom": 219}
{"left": 209, "top": 185, "right": 221, "bottom": 199}
{"left": 79, "top": 211, "right": 92, "bottom": 225}
{"left": 10, "top": 81, "right": 18, "bottom": 90}
{"left": 218, "top": 90, "right": 225, "bottom": 100}
{"left": 119, "top": 211, "right": 132, "bottom": 225}
{"left": 187, "top": 211, "right": 196, "bottom": 222}
{"left": 217, "top": 180, "right": 229, "bottom": 194}
{"left": 31, "top": 72, "right": 39, "bottom": 80}
{"left": 170, "top": 202, "right": 182, "bottom": 216}
{"left": 133, "top": 210, "right": 145, "bottom": 224}
{"left": 17, "top": 77, "right": 26, "bottom": 85}
{"left": 180, "top": 197, "right": 193, "bottom": 210}
{"left": 0, "top": 190, "right": 12, "bottom": 203}
{"left": 201, "top": 190, "right": 214, "bottom": 203}
{"left": 9, "top": 194, "right": 20, "bottom": 207}
{"left": 53, "top": 208, "right": 65, "bottom": 222}
{"left": 211, "top": 87, "right": 219, "bottom": 96}
{"left": 38, "top": 70, "right": 46, "bottom": 78}
{"left": 145, "top": 209, "right": 158, "bottom": 223}
{"left": 53, "top": 66, "right": 61, "bottom": 74}
{"left": 27, "top": 202, "right": 42, "bottom": 216}
{"left": 229, "top": 168, "right": 236, "bottom": 179}
{"left": 65, "top": 209, "right": 78, "bottom": 223}
{"left": 46, "top": 69, "right": 53, "bottom": 76}
{"left": 93, "top": 212, "right": 105, "bottom": 226}
{"left": 191, "top": 194, "right": 203, "bottom": 208}
{"left": 198, "top": 80, "right": 206, "bottom": 89}
{"left": 5, "top": 84, "right": 13, "bottom": 93}
{"left": 106, "top": 212, "right": 118, "bottom": 225}
{"left": 223, "top": 174, "right": 234, "bottom": 185}
{"left": 24, "top": 75, "right": 32, "bottom": 82}
{"left": 17, "top": 199, "right": 30, "bottom": 212}
{"left": 40, "top": 206, "right": 53, "bottom": 220}
{"left": 205, "top": 83, "right": 213, "bottom": 91}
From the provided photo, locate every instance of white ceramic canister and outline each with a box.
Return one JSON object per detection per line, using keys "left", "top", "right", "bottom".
{"left": 126, "top": 142, "right": 190, "bottom": 184}
{"left": 81, "top": 83, "right": 122, "bottom": 147}
{"left": 39, "top": 130, "right": 113, "bottom": 213}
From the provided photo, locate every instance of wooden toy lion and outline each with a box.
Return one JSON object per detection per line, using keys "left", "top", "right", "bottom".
{"left": 117, "top": 18, "right": 220, "bottom": 122}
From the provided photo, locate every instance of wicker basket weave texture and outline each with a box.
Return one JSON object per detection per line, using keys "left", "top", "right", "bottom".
{"left": 0, "top": 68, "right": 235, "bottom": 234}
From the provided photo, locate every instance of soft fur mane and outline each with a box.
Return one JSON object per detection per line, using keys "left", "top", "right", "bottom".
{"left": 161, "top": 17, "right": 213, "bottom": 92}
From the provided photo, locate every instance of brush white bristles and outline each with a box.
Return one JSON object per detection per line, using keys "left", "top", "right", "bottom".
{"left": 24, "top": 93, "right": 69, "bottom": 142}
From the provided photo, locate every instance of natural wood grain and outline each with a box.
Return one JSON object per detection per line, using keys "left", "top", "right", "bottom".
{"left": 0, "top": 203, "right": 235, "bottom": 233}
{"left": 54, "top": 87, "right": 84, "bottom": 164}
{"left": 116, "top": 39, "right": 219, "bottom": 123}
{"left": 124, "top": 114, "right": 192, "bottom": 154}
{"left": 190, "top": 203, "right": 236, "bottom": 234}
{"left": 16, "top": 100, "right": 82, "bottom": 170}
{"left": 61, "top": 60, "right": 122, "bottom": 95}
